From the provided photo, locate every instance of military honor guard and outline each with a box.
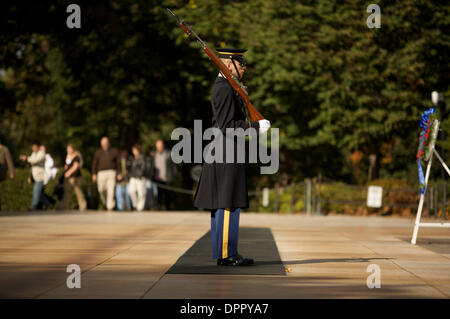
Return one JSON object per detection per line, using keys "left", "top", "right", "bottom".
{"left": 194, "top": 48, "right": 271, "bottom": 266}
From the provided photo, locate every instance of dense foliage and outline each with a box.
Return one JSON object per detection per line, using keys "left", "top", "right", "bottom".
{"left": 1, "top": 0, "right": 449, "bottom": 196}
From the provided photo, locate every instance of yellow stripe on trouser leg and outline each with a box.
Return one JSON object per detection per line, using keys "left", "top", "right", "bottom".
{"left": 222, "top": 209, "right": 230, "bottom": 259}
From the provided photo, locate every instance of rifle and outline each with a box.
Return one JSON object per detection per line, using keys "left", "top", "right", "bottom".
{"left": 166, "top": 8, "right": 264, "bottom": 122}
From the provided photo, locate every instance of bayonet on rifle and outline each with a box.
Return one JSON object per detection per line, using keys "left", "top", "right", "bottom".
{"left": 166, "top": 8, "right": 264, "bottom": 122}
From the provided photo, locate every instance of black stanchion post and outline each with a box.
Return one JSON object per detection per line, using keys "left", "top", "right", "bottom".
{"left": 312, "top": 177, "right": 316, "bottom": 214}
{"left": 304, "top": 180, "right": 307, "bottom": 214}
{"left": 441, "top": 102, "right": 447, "bottom": 221}
{"left": 274, "top": 183, "right": 279, "bottom": 213}
{"left": 305, "top": 178, "right": 312, "bottom": 216}
{"left": 256, "top": 187, "right": 260, "bottom": 212}
{"left": 317, "top": 172, "right": 322, "bottom": 215}
{"left": 433, "top": 90, "right": 447, "bottom": 220}
{"left": 434, "top": 186, "right": 439, "bottom": 217}
{"left": 432, "top": 186, "right": 437, "bottom": 220}
{"left": 289, "top": 182, "right": 295, "bottom": 214}
{"left": 443, "top": 181, "right": 447, "bottom": 220}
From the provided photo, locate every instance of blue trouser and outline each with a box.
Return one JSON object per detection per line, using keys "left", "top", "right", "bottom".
{"left": 115, "top": 184, "right": 132, "bottom": 211}
{"left": 211, "top": 208, "right": 240, "bottom": 259}
{"left": 144, "top": 179, "right": 158, "bottom": 209}
{"left": 31, "top": 181, "right": 51, "bottom": 209}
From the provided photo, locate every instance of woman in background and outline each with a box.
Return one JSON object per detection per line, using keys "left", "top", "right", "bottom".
{"left": 59, "top": 144, "right": 87, "bottom": 211}
{"left": 128, "top": 144, "right": 147, "bottom": 211}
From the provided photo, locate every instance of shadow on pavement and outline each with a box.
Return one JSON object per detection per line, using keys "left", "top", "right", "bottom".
{"left": 167, "top": 227, "right": 286, "bottom": 275}
{"left": 399, "top": 236, "right": 450, "bottom": 255}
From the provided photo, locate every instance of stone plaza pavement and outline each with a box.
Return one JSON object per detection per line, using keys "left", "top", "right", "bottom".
{"left": 0, "top": 210, "right": 449, "bottom": 298}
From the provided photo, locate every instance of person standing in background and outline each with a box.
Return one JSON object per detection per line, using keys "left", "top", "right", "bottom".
{"left": 128, "top": 144, "right": 147, "bottom": 211}
{"left": 40, "top": 145, "right": 57, "bottom": 207}
{"left": 20, "top": 142, "right": 51, "bottom": 210}
{"left": 0, "top": 142, "right": 15, "bottom": 211}
{"left": 91, "top": 137, "right": 121, "bottom": 211}
{"left": 144, "top": 149, "right": 158, "bottom": 210}
{"left": 41, "top": 145, "right": 58, "bottom": 186}
{"left": 153, "top": 140, "right": 177, "bottom": 210}
{"left": 116, "top": 150, "right": 132, "bottom": 211}
{"left": 60, "top": 144, "right": 87, "bottom": 211}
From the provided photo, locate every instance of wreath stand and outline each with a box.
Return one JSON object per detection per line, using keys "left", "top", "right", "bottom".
{"left": 411, "top": 119, "right": 450, "bottom": 244}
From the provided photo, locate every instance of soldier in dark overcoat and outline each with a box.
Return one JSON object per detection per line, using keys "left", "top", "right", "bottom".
{"left": 194, "top": 48, "right": 271, "bottom": 266}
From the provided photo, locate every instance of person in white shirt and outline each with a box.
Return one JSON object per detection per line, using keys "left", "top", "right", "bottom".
{"left": 19, "top": 142, "right": 51, "bottom": 210}
{"left": 41, "top": 145, "right": 58, "bottom": 186}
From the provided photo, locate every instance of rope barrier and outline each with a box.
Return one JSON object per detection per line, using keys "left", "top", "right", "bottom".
{"left": 151, "top": 181, "right": 264, "bottom": 196}
{"left": 151, "top": 181, "right": 195, "bottom": 195}
{"left": 150, "top": 181, "right": 306, "bottom": 197}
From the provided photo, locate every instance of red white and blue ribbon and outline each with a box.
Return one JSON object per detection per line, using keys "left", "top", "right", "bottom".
{"left": 416, "top": 108, "right": 436, "bottom": 194}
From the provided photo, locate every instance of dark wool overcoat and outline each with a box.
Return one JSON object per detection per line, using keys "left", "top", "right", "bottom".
{"left": 193, "top": 76, "right": 259, "bottom": 210}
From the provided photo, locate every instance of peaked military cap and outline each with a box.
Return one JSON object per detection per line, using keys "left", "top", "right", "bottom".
{"left": 216, "top": 48, "right": 247, "bottom": 65}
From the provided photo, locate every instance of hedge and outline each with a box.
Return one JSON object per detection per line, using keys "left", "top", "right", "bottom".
{"left": 0, "top": 168, "right": 101, "bottom": 211}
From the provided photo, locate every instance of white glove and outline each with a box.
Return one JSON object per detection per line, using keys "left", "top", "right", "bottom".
{"left": 258, "top": 119, "right": 271, "bottom": 135}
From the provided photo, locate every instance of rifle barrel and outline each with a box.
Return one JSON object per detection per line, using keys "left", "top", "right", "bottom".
{"left": 166, "top": 8, "right": 264, "bottom": 122}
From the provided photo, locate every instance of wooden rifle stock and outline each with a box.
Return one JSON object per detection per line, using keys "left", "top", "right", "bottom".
{"left": 167, "top": 8, "right": 264, "bottom": 122}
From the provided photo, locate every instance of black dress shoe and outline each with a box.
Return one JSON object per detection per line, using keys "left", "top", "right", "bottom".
{"left": 217, "top": 253, "right": 254, "bottom": 266}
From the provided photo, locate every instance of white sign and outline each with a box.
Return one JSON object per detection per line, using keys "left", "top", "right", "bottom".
{"left": 367, "top": 186, "right": 383, "bottom": 208}
{"left": 262, "top": 188, "right": 269, "bottom": 207}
